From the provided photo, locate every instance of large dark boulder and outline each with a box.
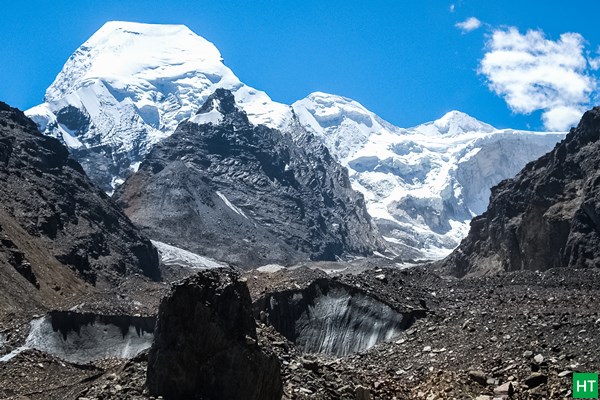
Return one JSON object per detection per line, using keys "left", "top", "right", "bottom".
{"left": 147, "top": 269, "right": 282, "bottom": 400}
{"left": 441, "top": 107, "right": 600, "bottom": 276}
{"left": 115, "top": 89, "right": 385, "bottom": 267}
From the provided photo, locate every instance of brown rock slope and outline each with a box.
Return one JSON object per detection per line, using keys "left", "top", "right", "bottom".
{"left": 0, "top": 102, "right": 160, "bottom": 320}
{"left": 441, "top": 107, "right": 600, "bottom": 276}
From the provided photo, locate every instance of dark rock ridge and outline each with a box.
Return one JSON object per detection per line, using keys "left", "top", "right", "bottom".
{"left": 253, "top": 278, "right": 423, "bottom": 356}
{"left": 115, "top": 89, "right": 385, "bottom": 267}
{"left": 147, "top": 269, "right": 282, "bottom": 400}
{"left": 0, "top": 101, "right": 160, "bottom": 319}
{"left": 441, "top": 107, "right": 600, "bottom": 276}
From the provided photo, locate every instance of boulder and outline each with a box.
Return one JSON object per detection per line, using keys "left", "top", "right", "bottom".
{"left": 147, "top": 269, "right": 282, "bottom": 400}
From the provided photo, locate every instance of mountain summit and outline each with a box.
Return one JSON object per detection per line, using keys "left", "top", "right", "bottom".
{"left": 26, "top": 21, "right": 291, "bottom": 191}
{"left": 415, "top": 110, "right": 496, "bottom": 136}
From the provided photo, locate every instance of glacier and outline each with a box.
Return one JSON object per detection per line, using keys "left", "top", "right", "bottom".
{"left": 26, "top": 21, "right": 567, "bottom": 260}
{"left": 292, "top": 93, "right": 566, "bottom": 259}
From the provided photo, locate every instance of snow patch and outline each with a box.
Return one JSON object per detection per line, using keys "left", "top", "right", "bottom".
{"left": 130, "top": 161, "right": 142, "bottom": 172}
{"left": 256, "top": 264, "right": 286, "bottom": 273}
{"left": 189, "top": 99, "right": 224, "bottom": 125}
{"left": 152, "top": 240, "right": 226, "bottom": 269}
{"left": 216, "top": 191, "right": 248, "bottom": 219}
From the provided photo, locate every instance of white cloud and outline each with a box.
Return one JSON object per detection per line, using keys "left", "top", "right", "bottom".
{"left": 479, "top": 27, "right": 597, "bottom": 131}
{"left": 450, "top": 4, "right": 455, "bottom": 13}
{"left": 542, "top": 105, "right": 585, "bottom": 131}
{"left": 588, "top": 47, "right": 600, "bottom": 70}
{"left": 455, "top": 17, "right": 482, "bottom": 33}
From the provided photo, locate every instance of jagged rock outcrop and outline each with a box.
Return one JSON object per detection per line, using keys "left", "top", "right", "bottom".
{"left": 147, "top": 269, "right": 282, "bottom": 400}
{"left": 0, "top": 102, "right": 160, "bottom": 318}
{"left": 115, "top": 89, "right": 385, "bottom": 267}
{"left": 441, "top": 107, "right": 600, "bottom": 276}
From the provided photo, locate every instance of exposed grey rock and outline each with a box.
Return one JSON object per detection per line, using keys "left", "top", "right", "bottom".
{"left": 355, "top": 385, "right": 372, "bottom": 400}
{"left": 468, "top": 370, "right": 488, "bottom": 386}
{"left": 494, "top": 381, "right": 515, "bottom": 396}
{"left": 441, "top": 107, "right": 600, "bottom": 276}
{"left": 147, "top": 269, "right": 282, "bottom": 400}
{"left": 115, "top": 89, "right": 385, "bottom": 267}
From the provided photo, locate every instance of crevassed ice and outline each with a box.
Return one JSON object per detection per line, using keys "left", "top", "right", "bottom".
{"left": 293, "top": 92, "right": 567, "bottom": 259}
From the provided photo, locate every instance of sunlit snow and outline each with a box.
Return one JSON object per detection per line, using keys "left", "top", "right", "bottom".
{"left": 293, "top": 93, "right": 566, "bottom": 259}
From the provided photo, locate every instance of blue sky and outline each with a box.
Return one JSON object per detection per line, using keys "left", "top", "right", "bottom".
{"left": 1, "top": 0, "right": 599, "bottom": 130}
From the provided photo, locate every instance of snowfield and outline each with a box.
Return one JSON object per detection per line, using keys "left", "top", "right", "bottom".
{"left": 152, "top": 240, "right": 226, "bottom": 269}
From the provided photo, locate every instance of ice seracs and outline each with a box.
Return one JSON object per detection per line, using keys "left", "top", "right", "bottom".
{"left": 293, "top": 92, "right": 566, "bottom": 259}
{"left": 27, "top": 21, "right": 292, "bottom": 191}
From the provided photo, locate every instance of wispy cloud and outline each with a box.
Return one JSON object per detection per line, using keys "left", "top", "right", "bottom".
{"left": 449, "top": 4, "right": 455, "bottom": 13}
{"left": 479, "top": 27, "right": 597, "bottom": 131}
{"left": 455, "top": 17, "right": 482, "bottom": 33}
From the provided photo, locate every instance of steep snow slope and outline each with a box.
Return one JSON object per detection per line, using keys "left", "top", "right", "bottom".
{"left": 293, "top": 93, "right": 566, "bottom": 259}
{"left": 27, "top": 21, "right": 292, "bottom": 191}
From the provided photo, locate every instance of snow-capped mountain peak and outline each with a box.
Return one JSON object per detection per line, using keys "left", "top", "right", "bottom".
{"left": 27, "top": 21, "right": 292, "bottom": 191}
{"left": 292, "top": 92, "right": 401, "bottom": 162}
{"left": 413, "top": 110, "right": 496, "bottom": 137}
{"left": 293, "top": 92, "right": 566, "bottom": 260}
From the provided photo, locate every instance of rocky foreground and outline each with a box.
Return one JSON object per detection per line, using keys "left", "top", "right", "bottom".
{"left": 0, "top": 265, "right": 598, "bottom": 399}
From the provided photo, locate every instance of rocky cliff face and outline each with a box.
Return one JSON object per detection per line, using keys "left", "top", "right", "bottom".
{"left": 115, "top": 89, "right": 385, "bottom": 267}
{"left": 147, "top": 269, "right": 282, "bottom": 400}
{"left": 441, "top": 107, "right": 600, "bottom": 277}
{"left": 0, "top": 102, "right": 160, "bottom": 319}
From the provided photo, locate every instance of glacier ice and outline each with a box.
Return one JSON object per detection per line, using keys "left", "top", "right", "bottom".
{"left": 1, "top": 312, "right": 155, "bottom": 364}
{"left": 254, "top": 279, "right": 416, "bottom": 356}
{"left": 293, "top": 93, "right": 567, "bottom": 259}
